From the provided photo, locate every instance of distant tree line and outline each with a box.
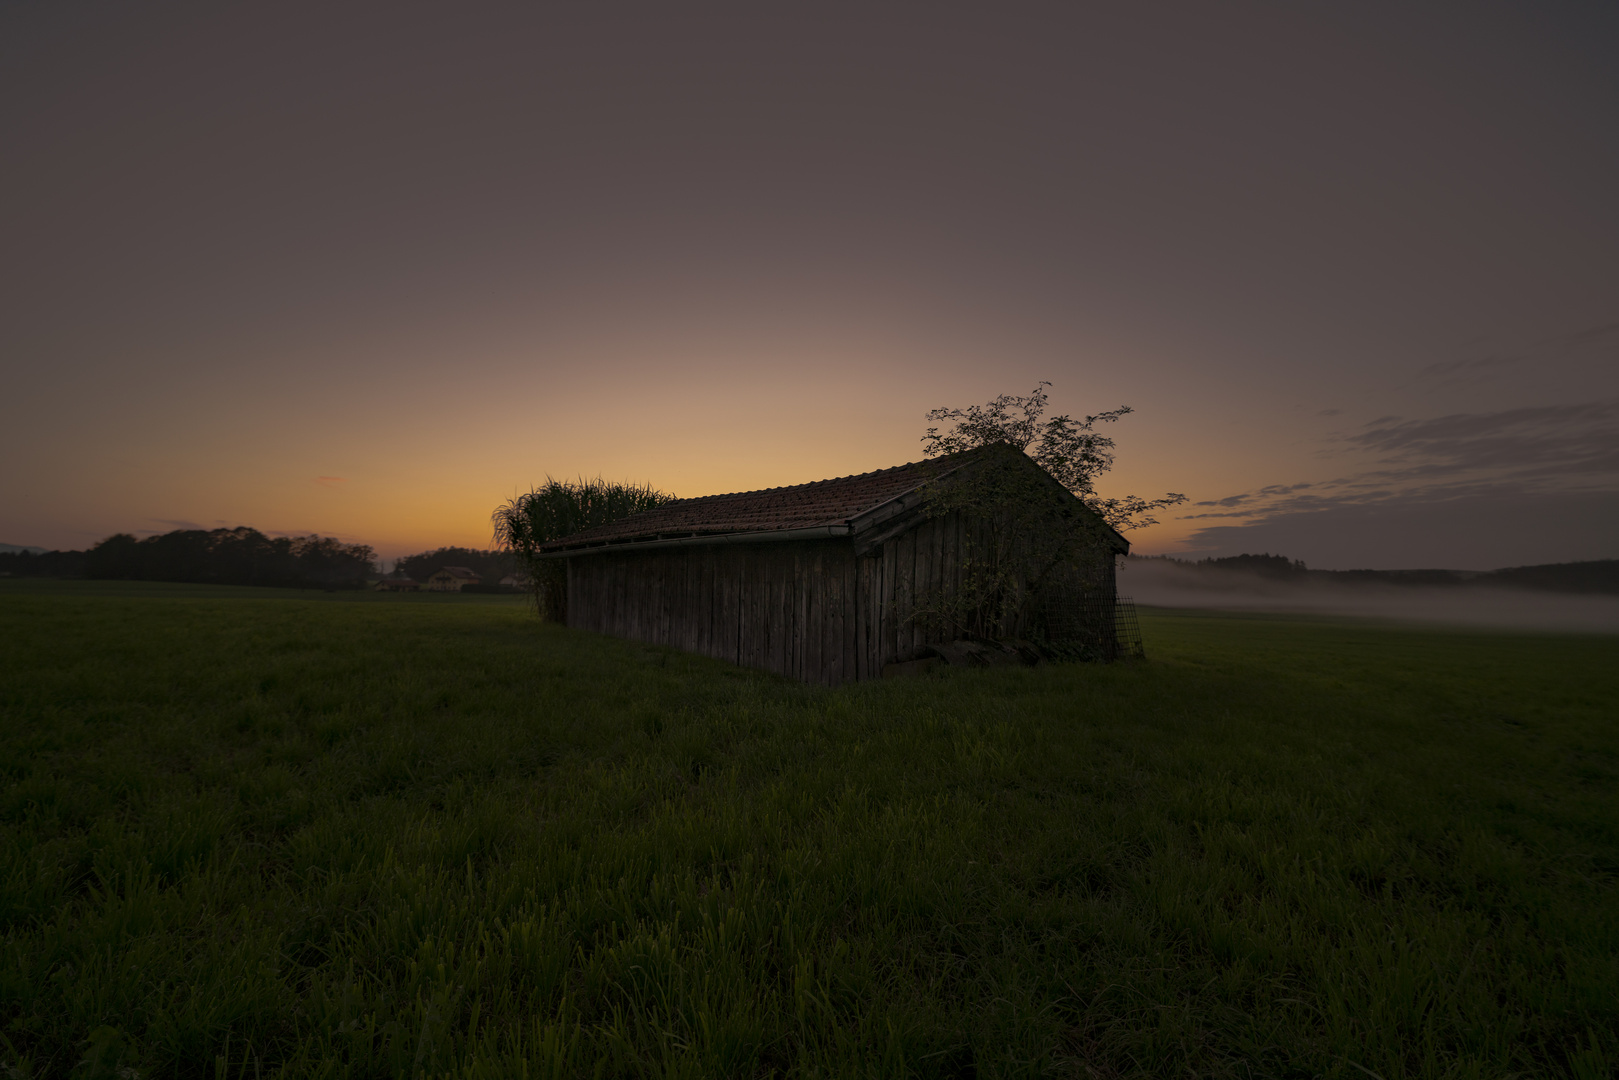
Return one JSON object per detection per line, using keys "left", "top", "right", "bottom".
{"left": 1485, "top": 560, "right": 1619, "bottom": 594}
{"left": 0, "top": 548, "right": 89, "bottom": 578}
{"left": 392, "top": 547, "right": 516, "bottom": 585}
{"left": 1196, "top": 553, "right": 1309, "bottom": 575}
{"left": 0, "top": 527, "right": 375, "bottom": 588}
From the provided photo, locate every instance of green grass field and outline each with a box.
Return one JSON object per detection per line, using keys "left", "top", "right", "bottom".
{"left": 2, "top": 581, "right": 1615, "bottom": 1078}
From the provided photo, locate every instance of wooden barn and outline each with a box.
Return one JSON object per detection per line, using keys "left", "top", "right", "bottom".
{"left": 538, "top": 445, "right": 1130, "bottom": 685}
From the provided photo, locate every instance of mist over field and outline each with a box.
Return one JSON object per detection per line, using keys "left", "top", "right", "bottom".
{"left": 1121, "top": 557, "right": 1619, "bottom": 633}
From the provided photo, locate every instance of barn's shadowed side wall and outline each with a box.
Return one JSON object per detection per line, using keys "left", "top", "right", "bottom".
{"left": 565, "top": 539, "right": 867, "bottom": 685}
{"left": 563, "top": 517, "right": 978, "bottom": 685}
{"left": 561, "top": 512, "right": 1118, "bottom": 685}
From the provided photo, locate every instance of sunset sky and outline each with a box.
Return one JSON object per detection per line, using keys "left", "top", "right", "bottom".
{"left": 3, "top": 2, "right": 1616, "bottom": 569}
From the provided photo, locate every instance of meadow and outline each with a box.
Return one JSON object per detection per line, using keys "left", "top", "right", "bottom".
{"left": 1, "top": 581, "right": 1615, "bottom": 1079}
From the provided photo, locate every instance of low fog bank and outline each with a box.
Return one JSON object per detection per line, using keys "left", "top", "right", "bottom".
{"left": 1120, "top": 558, "right": 1619, "bottom": 633}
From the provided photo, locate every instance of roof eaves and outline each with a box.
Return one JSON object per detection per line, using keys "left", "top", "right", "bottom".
{"left": 844, "top": 456, "right": 976, "bottom": 535}
{"left": 538, "top": 523, "right": 853, "bottom": 558}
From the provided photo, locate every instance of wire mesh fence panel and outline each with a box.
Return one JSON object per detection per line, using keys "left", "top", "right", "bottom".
{"left": 1035, "top": 588, "right": 1143, "bottom": 660}
{"left": 1113, "top": 596, "right": 1145, "bottom": 660}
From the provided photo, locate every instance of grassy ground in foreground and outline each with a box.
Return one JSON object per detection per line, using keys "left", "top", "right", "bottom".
{"left": 1, "top": 582, "right": 1615, "bottom": 1078}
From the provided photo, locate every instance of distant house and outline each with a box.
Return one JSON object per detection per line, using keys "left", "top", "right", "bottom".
{"left": 374, "top": 572, "right": 419, "bottom": 592}
{"left": 499, "top": 573, "right": 532, "bottom": 589}
{"left": 425, "top": 566, "right": 481, "bottom": 592}
{"left": 537, "top": 444, "right": 1130, "bottom": 685}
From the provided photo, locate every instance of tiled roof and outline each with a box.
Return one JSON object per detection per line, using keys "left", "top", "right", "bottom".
{"left": 539, "top": 451, "right": 987, "bottom": 551}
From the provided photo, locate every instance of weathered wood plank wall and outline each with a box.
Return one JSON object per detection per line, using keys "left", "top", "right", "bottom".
{"left": 563, "top": 511, "right": 1116, "bottom": 685}
{"left": 566, "top": 540, "right": 878, "bottom": 686}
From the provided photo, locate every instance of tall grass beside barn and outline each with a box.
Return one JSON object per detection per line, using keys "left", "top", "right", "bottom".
{"left": 1, "top": 582, "right": 1615, "bottom": 1077}
{"left": 492, "top": 478, "right": 674, "bottom": 620}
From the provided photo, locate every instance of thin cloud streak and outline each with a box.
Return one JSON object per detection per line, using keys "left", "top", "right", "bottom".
{"left": 1401, "top": 318, "right": 1618, "bottom": 393}
{"left": 1189, "top": 400, "right": 1619, "bottom": 522}
{"left": 1346, "top": 401, "right": 1619, "bottom": 477}
{"left": 1178, "top": 401, "right": 1619, "bottom": 567}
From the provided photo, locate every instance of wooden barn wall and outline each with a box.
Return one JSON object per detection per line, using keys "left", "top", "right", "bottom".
{"left": 563, "top": 512, "right": 1117, "bottom": 685}
{"left": 872, "top": 513, "right": 1120, "bottom": 655}
{"left": 565, "top": 540, "right": 871, "bottom": 686}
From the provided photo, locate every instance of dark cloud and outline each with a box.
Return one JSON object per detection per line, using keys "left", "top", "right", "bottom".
{"left": 1345, "top": 401, "right": 1619, "bottom": 480}
{"left": 1179, "top": 489, "right": 1619, "bottom": 570}
{"left": 1194, "top": 481, "right": 1316, "bottom": 509}
{"left": 1180, "top": 401, "right": 1619, "bottom": 567}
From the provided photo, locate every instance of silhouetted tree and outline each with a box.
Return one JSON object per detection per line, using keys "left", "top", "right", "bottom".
{"left": 922, "top": 382, "right": 1185, "bottom": 531}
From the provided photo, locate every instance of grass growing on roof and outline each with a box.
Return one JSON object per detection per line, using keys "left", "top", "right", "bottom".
{"left": 1, "top": 581, "right": 1616, "bottom": 1077}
